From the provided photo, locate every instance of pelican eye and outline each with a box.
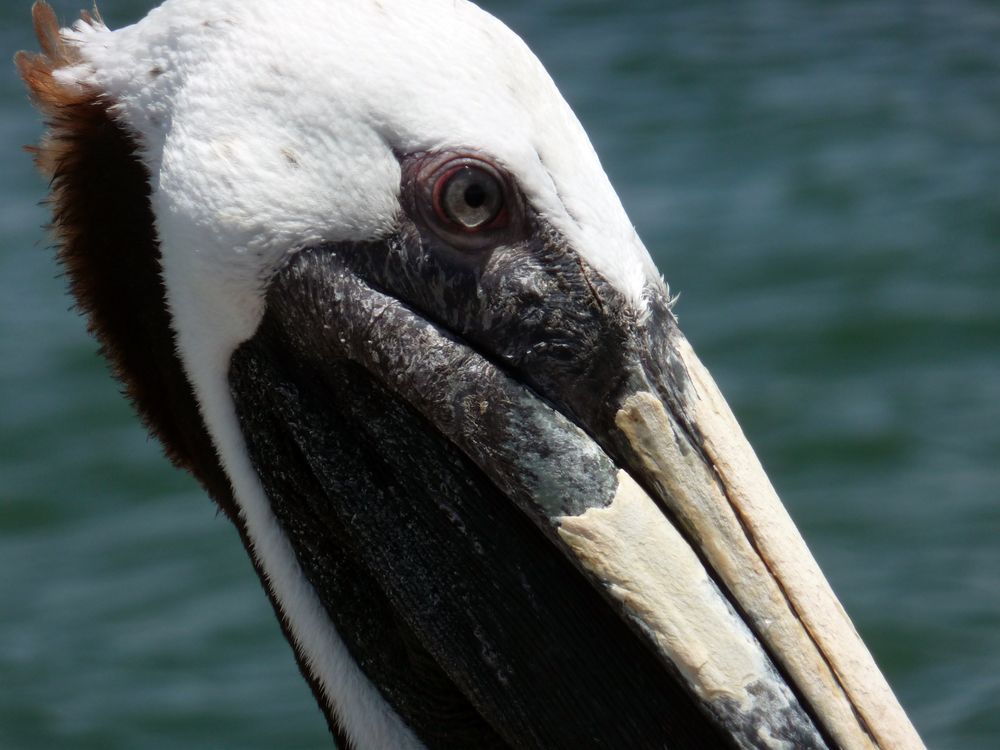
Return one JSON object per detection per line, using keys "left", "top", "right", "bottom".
{"left": 432, "top": 161, "right": 507, "bottom": 231}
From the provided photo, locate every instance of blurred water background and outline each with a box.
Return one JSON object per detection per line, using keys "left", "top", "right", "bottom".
{"left": 1, "top": 0, "right": 997, "bottom": 747}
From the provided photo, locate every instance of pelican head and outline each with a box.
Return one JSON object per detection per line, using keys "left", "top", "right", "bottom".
{"left": 19, "top": 1, "right": 924, "bottom": 748}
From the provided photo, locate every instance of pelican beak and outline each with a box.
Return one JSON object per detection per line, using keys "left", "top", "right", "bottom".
{"left": 228, "top": 226, "right": 924, "bottom": 749}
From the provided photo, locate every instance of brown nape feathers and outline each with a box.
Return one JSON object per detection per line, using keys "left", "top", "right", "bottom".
{"left": 17, "top": 7, "right": 355, "bottom": 741}
{"left": 16, "top": 1, "right": 237, "bottom": 519}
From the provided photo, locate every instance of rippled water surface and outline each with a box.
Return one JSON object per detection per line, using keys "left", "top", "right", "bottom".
{"left": 2, "top": 1, "right": 998, "bottom": 748}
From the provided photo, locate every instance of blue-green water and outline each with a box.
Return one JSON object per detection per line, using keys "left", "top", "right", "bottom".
{"left": 1, "top": 1, "right": 997, "bottom": 747}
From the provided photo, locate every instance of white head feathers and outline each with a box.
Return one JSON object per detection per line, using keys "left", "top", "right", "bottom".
{"left": 62, "top": 0, "right": 658, "bottom": 364}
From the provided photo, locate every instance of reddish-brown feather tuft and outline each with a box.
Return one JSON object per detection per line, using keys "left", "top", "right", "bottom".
{"left": 17, "top": 8, "right": 356, "bottom": 744}
{"left": 17, "top": 1, "right": 238, "bottom": 520}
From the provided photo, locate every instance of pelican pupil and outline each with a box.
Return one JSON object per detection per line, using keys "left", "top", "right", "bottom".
{"left": 464, "top": 183, "right": 487, "bottom": 208}
{"left": 441, "top": 166, "right": 503, "bottom": 229}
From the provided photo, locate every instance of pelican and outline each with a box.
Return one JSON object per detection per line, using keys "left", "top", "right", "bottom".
{"left": 19, "top": 1, "right": 925, "bottom": 748}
